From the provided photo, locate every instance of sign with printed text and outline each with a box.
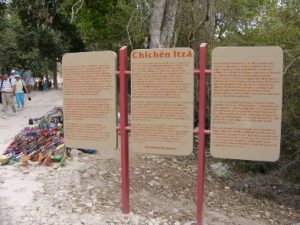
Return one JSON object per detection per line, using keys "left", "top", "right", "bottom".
{"left": 210, "top": 47, "right": 283, "bottom": 161}
{"left": 131, "top": 48, "right": 194, "bottom": 155}
{"left": 63, "top": 51, "right": 117, "bottom": 151}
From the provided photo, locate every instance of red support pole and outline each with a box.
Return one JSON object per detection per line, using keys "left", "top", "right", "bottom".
{"left": 197, "top": 43, "right": 208, "bottom": 225}
{"left": 119, "top": 46, "right": 130, "bottom": 214}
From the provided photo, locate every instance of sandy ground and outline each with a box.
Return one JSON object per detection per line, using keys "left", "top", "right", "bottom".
{"left": 0, "top": 90, "right": 299, "bottom": 225}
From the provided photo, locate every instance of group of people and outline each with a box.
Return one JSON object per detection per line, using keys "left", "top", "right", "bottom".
{"left": 36, "top": 77, "right": 52, "bottom": 91}
{"left": 0, "top": 68, "right": 33, "bottom": 119}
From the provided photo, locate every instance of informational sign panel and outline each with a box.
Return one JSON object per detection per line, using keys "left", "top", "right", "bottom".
{"left": 131, "top": 48, "right": 194, "bottom": 155}
{"left": 210, "top": 47, "right": 283, "bottom": 161}
{"left": 63, "top": 51, "right": 117, "bottom": 150}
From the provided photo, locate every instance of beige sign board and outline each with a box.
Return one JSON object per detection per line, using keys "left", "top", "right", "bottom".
{"left": 210, "top": 47, "right": 283, "bottom": 161}
{"left": 131, "top": 48, "right": 194, "bottom": 155}
{"left": 63, "top": 51, "right": 117, "bottom": 151}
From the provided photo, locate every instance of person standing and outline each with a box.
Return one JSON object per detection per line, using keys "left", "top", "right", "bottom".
{"left": 14, "top": 74, "right": 27, "bottom": 111}
{"left": 23, "top": 67, "right": 33, "bottom": 93}
{"left": 16, "top": 67, "right": 24, "bottom": 79}
{"left": 29, "top": 77, "right": 35, "bottom": 91}
{"left": 38, "top": 79, "right": 44, "bottom": 91}
{"left": 0, "top": 72, "right": 17, "bottom": 119}
{"left": 0, "top": 74, "right": 3, "bottom": 106}
{"left": 9, "top": 70, "right": 17, "bottom": 83}
{"left": 44, "top": 77, "right": 49, "bottom": 91}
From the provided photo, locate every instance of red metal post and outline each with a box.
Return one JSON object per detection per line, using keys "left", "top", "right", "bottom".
{"left": 119, "top": 46, "right": 130, "bottom": 214}
{"left": 197, "top": 43, "right": 208, "bottom": 225}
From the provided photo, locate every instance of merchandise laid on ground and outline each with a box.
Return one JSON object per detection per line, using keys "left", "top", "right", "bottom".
{"left": 0, "top": 107, "right": 67, "bottom": 167}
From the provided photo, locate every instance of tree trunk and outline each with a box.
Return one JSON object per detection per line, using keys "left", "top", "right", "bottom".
{"left": 149, "top": 0, "right": 167, "bottom": 48}
{"left": 160, "top": 0, "right": 178, "bottom": 48}
{"left": 149, "top": 0, "right": 178, "bottom": 48}
{"left": 53, "top": 60, "right": 58, "bottom": 89}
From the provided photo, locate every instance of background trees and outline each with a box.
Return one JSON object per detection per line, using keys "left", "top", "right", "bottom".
{"left": 0, "top": 0, "right": 85, "bottom": 88}
{"left": 0, "top": 0, "right": 299, "bottom": 173}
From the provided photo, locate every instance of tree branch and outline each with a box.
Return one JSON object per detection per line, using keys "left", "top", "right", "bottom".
{"left": 71, "top": 0, "right": 84, "bottom": 24}
{"left": 126, "top": 8, "right": 136, "bottom": 48}
{"left": 283, "top": 55, "right": 300, "bottom": 76}
{"left": 195, "top": 0, "right": 209, "bottom": 31}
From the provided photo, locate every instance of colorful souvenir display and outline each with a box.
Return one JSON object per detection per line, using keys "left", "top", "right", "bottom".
{"left": 0, "top": 107, "right": 66, "bottom": 167}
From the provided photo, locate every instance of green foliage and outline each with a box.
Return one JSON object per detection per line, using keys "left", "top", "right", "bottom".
{"left": 0, "top": 1, "right": 85, "bottom": 77}
{"left": 13, "top": 0, "right": 85, "bottom": 58}
{"left": 105, "top": 1, "right": 149, "bottom": 51}
{"left": 0, "top": 8, "right": 25, "bottom": 71}
{"left": 60, "top": 0, "right": 118, "bottom": 50}
{"left": 61, "top": 0, "right": 147, "bottom": 51}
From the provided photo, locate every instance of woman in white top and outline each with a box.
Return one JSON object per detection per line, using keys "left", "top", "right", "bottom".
{"left": 14, "top": 74, "right": 28, "bottom": 110}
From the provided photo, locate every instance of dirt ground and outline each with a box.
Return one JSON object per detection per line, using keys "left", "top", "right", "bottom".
{"left": 0, "top": 90, "right": 299, "bottom": 225}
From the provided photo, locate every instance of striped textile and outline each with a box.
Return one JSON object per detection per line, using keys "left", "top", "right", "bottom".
{"left": 1, "top": 78, "right": 16, "bottom": 92}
